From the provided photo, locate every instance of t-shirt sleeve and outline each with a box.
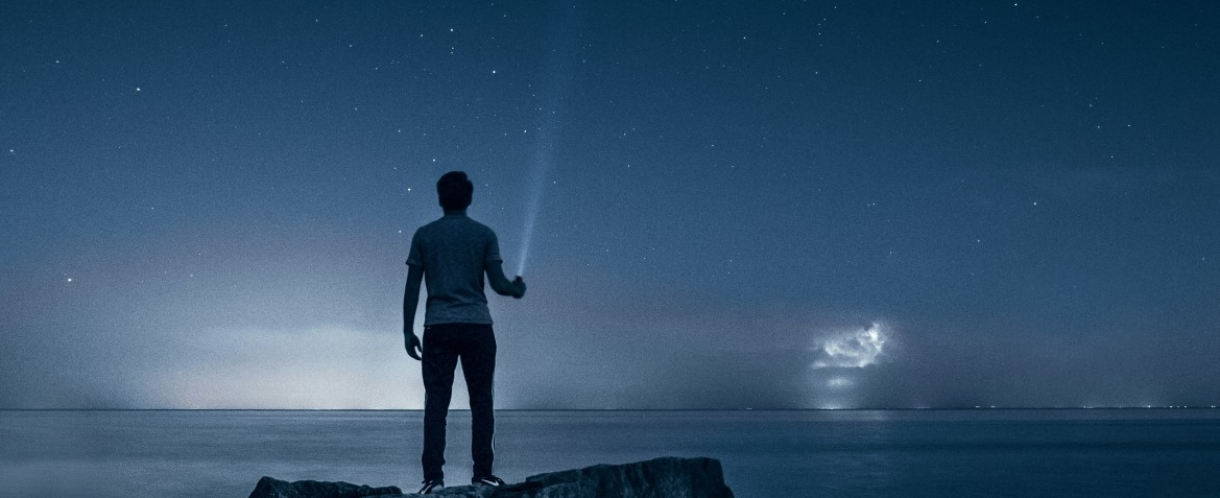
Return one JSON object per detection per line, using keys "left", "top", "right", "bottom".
{"left": 485, "top": 230, "right": 503, "bottom": 264}
{"left": 406, "top": 229, "right": 424, "bottom": 267}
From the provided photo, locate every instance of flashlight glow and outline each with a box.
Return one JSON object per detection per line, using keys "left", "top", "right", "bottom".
{"left": 514, "top": 4, "right": 584, "bottom": 276}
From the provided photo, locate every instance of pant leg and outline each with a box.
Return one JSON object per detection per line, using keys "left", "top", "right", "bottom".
{"left": 421, "top": 325, "right": 460, "bottom": 481}
{"left": 459, "top": 324, "right": 497, "bottom": 476}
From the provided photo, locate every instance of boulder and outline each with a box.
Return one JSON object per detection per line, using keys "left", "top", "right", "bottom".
{"left": 247, "top": 476, "right": 401, "bottom": 498}
{"left": 249, "top": 456, "right": 733, "bottom": 498}
{"left": 500, "top": 456, "right": 734, "bottom": 498}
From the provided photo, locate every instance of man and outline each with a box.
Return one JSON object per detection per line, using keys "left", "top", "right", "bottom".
{"left": 404, "top": 171, "right": 526, "bottom": 494}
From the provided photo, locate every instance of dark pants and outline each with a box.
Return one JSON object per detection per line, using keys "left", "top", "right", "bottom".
{"left": 421, "top": 323, "right": 496, "bottom": 481}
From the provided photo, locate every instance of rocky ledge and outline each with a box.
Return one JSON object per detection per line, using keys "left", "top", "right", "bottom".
{"left": 248, "top": 456, "right": 734, "bottom": 498}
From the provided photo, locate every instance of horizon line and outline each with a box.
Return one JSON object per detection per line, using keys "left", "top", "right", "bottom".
{"left": 2, "top": 406, "right": 1218, "bottom": 412}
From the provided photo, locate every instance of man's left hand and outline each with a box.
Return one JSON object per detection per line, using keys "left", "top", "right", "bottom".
{"left": 406, "top": 333, "right": 422, "bottom": 360}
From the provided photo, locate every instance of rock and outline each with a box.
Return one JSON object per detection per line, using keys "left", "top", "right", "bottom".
{"left": 500, "top": 457, "right": 734, "bottom": 498}
{"left": 249, "top": 457, "right": 733, "bottom": 498}
{"left": 397, "top": 484, "right": 496, "bottom": 498}
{"left": 247, "top": 476, "right": 402, "bottom": 498}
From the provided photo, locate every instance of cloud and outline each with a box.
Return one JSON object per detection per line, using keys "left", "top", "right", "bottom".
{"left": 810, "top": 322, "right": 890, "bottom": 369}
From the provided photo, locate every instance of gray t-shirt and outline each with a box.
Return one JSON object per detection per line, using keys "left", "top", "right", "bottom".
{"left": 406, "top": 214, "right": 502, "bottom": 325}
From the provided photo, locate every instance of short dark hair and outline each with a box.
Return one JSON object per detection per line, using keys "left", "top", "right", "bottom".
{"left": 437, "top": 171, "right": 474, "bottom": 210}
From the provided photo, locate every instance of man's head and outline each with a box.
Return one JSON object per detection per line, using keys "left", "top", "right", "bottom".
{"left": 437, "top": 171, "right": 474, "bottom": 211}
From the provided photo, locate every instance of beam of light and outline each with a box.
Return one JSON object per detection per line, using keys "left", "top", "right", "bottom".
{"left": 516, "top": 2, "right": 584, "bottom": 277}
{"left": 810, "top": 321, "right": 891, "bottom": 369}
{"left": 516, "top": 138, "right": 553, "bottom": 277}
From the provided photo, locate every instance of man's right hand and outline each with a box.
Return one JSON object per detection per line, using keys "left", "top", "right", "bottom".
{"left": 513, "top": 276, "right": 527, "bottom": 299}
{"left": 406, "top": 333, "right": 422, "bottom": 361}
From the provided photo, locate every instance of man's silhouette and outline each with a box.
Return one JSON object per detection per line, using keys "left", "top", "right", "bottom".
{"left": 403, "top": 171, "right": 526, "bottom": 494}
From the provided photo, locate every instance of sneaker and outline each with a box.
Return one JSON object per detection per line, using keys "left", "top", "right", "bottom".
{"left": 472, "top": 474, "right": 506, "bottom": 487}
{"left": 419, "top": 478, "right": 444, "bottom": 494}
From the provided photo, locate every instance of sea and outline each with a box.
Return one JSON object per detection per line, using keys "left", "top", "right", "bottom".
{"left": 2, "top": 409, "right": 1218, "bottom": 498}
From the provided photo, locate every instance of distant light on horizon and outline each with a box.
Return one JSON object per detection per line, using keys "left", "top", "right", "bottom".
{"left": 161, "top": 326, "right": 423, "bottom": 409}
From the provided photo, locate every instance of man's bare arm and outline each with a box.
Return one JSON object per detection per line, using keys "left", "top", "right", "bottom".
{"left": 403, "top": 264, "right": 424, "bottom": 360}
{"left": 485, "top": 260, "right": 526, "bottom": 298}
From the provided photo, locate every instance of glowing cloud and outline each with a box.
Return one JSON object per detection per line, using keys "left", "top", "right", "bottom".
{"left": 810, "top": 321, "right": 890, "bottom": 369}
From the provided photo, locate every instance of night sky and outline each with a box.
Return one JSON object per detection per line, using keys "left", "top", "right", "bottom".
{"left": 2, "top": 1, "right": 1218, "bottom": 409}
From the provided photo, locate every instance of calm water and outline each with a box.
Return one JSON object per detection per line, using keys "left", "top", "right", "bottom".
{"left": 2, "top": 409, "right": 1218, "bottom": 498}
